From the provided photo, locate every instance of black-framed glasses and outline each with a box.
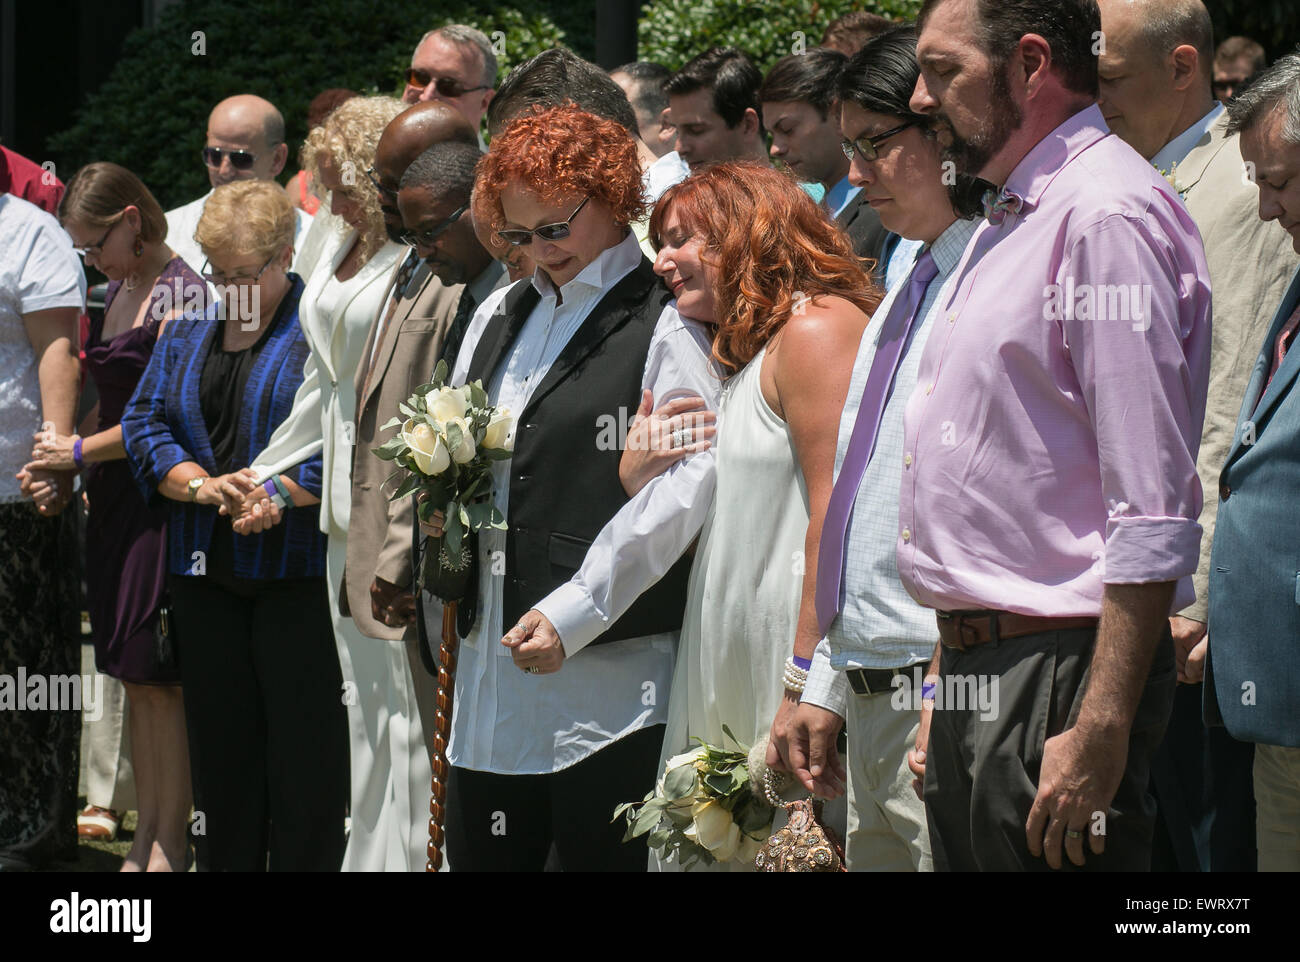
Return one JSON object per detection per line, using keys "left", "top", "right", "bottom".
{"left": 73, "top": 222, "right": 116, "bottom": 259}
{"left": 841, "top": 120, "right": 918, "bottom": 162}
{"left": 497, "top": 197, "right": 589, "bottom": 247}
{"left": 366, "top": 165, "right": 397, "bottom": 204}
{"left": 200, "top": 252, "right": 277, "bottom": 285}
{"left": 400, "top": 202, "right": 469, "bottom": 249}
{"left": 404, "top": 69, "right": 490, "bottom": 99}
{"left": 202, "top": 146, "right": 259, "bottom": 171}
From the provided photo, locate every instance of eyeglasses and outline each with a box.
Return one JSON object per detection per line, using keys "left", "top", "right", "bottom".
{"left": 200, "top": 252, "right": 277, "bottom": 284}
{"left": 366, "top": 165, "right": 397, "bottom": 204}
{"left": 202, "top": 146, "right": 259, "bottom": 171}
{"left": 73, "top": 222, "right": 116, "bottom": 259}
{"left": 841, "top": 120, "right": 918, "bottom": 162}
{"left": 400, "top": 202, "right": 469, "bottom": 249}
{"left": 404, "top": 69, "right": 490, "bottom": 99}
{"left": 497, "top": 197, "right": 589, "bottom": 247}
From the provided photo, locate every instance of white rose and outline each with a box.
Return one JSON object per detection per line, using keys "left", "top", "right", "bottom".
{"left": 447, "top": 416, "right": 476, "bottom": 464}
{"left": 426, "top": 385, "right": 468, "bottom": 425}
{"left": 402, "top": 418, "right": 450, "bottom": 476}
{"left": 690, "top": 799, "right": 739, "bottom": 860}
{"left": 482, "top": 407, "right": 515, "bottom": 452}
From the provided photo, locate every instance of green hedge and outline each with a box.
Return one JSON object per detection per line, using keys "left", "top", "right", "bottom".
{"left": 637, "top": 0, "right": 923, "bottom": 71}
{"left": 49, "top": 0, "right": 592, "bottom": 210}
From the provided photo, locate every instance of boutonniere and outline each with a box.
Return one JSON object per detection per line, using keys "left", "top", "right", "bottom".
{"left": 1155, "top": 161, "right": 1189, "bottom": 200}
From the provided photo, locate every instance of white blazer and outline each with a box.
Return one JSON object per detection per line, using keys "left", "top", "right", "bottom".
{"left": 251, "top": 227, "right": 403, "bottom": 535}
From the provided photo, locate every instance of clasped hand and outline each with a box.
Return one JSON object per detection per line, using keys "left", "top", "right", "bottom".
{"left": 203, "top": 467, "right": 283, "bottom": 534}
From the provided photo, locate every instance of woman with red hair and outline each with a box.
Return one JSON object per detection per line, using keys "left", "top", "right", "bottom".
{"left": 426, "top": 102, "right": 721, "bottom": 871}
{"left": 641, "top": 160, "right": 880, "bottom": 869}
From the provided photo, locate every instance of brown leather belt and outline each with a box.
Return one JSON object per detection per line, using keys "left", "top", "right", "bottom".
{"left": 936, "top": 609, "right": 1099, "bottom": 651}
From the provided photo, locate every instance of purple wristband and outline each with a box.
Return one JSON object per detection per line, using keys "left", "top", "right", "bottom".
{"left": 72, "top": 437, "right": 84, "bottom": 469}
{"left": 262, "top": 479, "right": 278, "bottom": 498}
{"left": 792, "top": 655, "right": 812, "bottom": 671}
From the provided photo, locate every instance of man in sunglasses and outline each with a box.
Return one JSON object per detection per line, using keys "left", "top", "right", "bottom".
{"left": 165, "top": 95, "right": 314, "bottom": 281}
{"left": 401, "top": 25, "right": 497, "bottom": 147}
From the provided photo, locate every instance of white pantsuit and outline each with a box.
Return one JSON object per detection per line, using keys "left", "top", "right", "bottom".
{"left": 251, "top": 227, "right": 431, "bottom": 871}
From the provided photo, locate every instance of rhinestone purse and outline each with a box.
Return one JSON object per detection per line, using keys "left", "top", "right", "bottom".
{"left": 755, "top": 793, "right": 845, "bottom": 872}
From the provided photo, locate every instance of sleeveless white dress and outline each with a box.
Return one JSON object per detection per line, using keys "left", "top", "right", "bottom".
{"left": 652, "top": 346, "right": 812, "bottom": 872}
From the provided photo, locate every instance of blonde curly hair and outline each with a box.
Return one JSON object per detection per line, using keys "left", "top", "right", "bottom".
{"left": 301, "top": 94, "right": 405, "bottom": 261}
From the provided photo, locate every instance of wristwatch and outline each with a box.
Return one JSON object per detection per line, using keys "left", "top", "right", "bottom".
{"left": 187, "top": 476, "right": 208, "bottom": 502}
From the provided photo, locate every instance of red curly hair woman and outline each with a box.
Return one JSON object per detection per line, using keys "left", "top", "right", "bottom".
{"left": 428, "top": 102, "right": 723, "bottom": 871}
{"left": 633, "top": 160, "right": 881, "bottom": 870}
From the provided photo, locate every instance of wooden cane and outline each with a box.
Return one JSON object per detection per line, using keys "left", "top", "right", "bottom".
{"left": 426, "top": 600, "right": 459, "bottom": 871}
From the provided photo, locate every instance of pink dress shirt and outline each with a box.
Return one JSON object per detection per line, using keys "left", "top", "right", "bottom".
{"left": 898, "top": 105, "right": 1212, "bottom": 618}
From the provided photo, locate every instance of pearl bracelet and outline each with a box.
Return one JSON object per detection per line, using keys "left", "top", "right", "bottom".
{"left": 782, "top": 656, "right": 808, "bottom": 694}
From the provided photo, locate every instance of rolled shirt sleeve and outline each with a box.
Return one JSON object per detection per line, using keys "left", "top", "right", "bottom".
{"left": 1060, "top": 213, "right": 1210, "bottom": 604}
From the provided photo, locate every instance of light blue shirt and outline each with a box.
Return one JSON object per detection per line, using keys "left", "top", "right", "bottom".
{"left": 884, "top": 236, "right": 925, "bottom": 293}
{"left": 802, "top": 217, "right": 980, "bottom": 717}
{"left": 1151, "top": 102, "right": 1224, "bottom": 173}
{"left": 825, "top": 174, "right": 862, "bottom": 220}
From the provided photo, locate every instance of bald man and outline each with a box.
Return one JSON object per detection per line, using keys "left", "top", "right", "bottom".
{"left": 1098, "top": 0, "right": 1299, "bottom": 872}
{"left": 165, "top": 95, "right": 314, "bottom": 276}
{"left": 340, "top": 102, "right": 500, "bottom": 872}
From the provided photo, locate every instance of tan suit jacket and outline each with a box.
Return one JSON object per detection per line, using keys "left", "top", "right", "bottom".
{"left": 1178, "top": 114, "right": 1300, "bottom": 622}
{"left": 344, "top": 257, "right": 465, "bottom": 639}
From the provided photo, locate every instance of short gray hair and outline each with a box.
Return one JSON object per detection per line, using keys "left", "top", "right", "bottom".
{"left": 417, "top": 24, "right": 497, "bottom": 89}
{"left": 1225, "top": 52, "right": 1300, "bottom": 145}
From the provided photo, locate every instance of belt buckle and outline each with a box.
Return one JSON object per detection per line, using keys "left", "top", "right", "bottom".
{"left": 938, "top": 610, "right": 984, "bottom": 651}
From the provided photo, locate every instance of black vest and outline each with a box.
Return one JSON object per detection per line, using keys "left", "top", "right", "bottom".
{"left": 466, "top": 255, "right": 694, "bottom": 645}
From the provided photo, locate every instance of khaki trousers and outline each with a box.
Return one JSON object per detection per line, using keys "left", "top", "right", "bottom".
{"left": 1255, "top": 742, "right": 1300, "bottom": 872}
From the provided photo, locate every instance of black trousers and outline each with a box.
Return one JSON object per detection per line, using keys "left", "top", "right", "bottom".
{"left": 446, "top": 723, "right": 665, "bottom": 871}
{"left": 924, "top": 626, "right": 1176, "bottom": 871}
{"left": 169, "top": 561, "right": 349, "bottom": 872}
{"left": 1150, "top": 681, "right": 1257, "bottom": 871}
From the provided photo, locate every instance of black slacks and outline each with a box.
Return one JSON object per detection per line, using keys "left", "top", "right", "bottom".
{"left": 1150, "top": 680, "right": 1257, "bottom": 871}
{"left": 446, "top": 723, "right": 665, "bottom": 871}
{"left": 924, "top": 625, "right": 1176, "bottom": 871}
{"left": 169, "top": 564, "right": 349, "bottom": 871}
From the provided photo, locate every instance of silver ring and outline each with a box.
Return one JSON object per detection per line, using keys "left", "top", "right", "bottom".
{"left": 671, "top": 427, "right": 691, "bottom": 448}
{"left": 515, "top": 623, "right": 528, "bottom": 632}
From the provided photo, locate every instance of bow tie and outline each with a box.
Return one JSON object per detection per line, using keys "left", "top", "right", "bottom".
{"left": 982, "top": 187, "right": 1024, "bottom": 225}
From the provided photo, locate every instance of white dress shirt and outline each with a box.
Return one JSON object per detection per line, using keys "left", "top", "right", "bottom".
{"left": 433, "top": 231, "right": 717, "bottom": 774}
{"left": 1150, "top": 102, "right": 1225, "bottom": 175}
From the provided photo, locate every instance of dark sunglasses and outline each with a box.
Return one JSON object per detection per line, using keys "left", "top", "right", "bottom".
{"left": 202, "top": 146, "right": 258, "bottom": 171}
{"left": 1213, "top": 79, "right": 1246, "bottom": 98}
{"left": 841, "top": 120, "right": 918, "bottom": 162}
{"left": 400, "top": 202, "right": 469, "bottom": 248}
{"left": 497, "top": 197, "right": 589, "bottom": 247}
{"left": 73, "top": 222, "right": 116, "bottom": 259}
{"left": 404, "top": 69, "right": 490, "bottom": 99}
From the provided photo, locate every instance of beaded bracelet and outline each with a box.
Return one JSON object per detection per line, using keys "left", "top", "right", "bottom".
{"left": 782, "top": 656, "right": 808, "bottom": 693}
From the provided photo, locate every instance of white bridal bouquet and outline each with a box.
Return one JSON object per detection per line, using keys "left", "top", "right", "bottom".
{"left": 373, "top": 359, "right": 516, "bottom": 600}
{"left": 614, "top": 726, "right": 774, "bottom": 868}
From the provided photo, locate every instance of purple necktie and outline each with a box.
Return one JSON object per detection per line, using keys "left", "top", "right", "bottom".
{"left": 815, "top": 250, "right": 939, "bottom": 635}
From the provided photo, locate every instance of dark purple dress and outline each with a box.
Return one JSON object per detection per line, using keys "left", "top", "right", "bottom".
{"left": 85, "top": 257, "right": 207, "bottom": 683}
